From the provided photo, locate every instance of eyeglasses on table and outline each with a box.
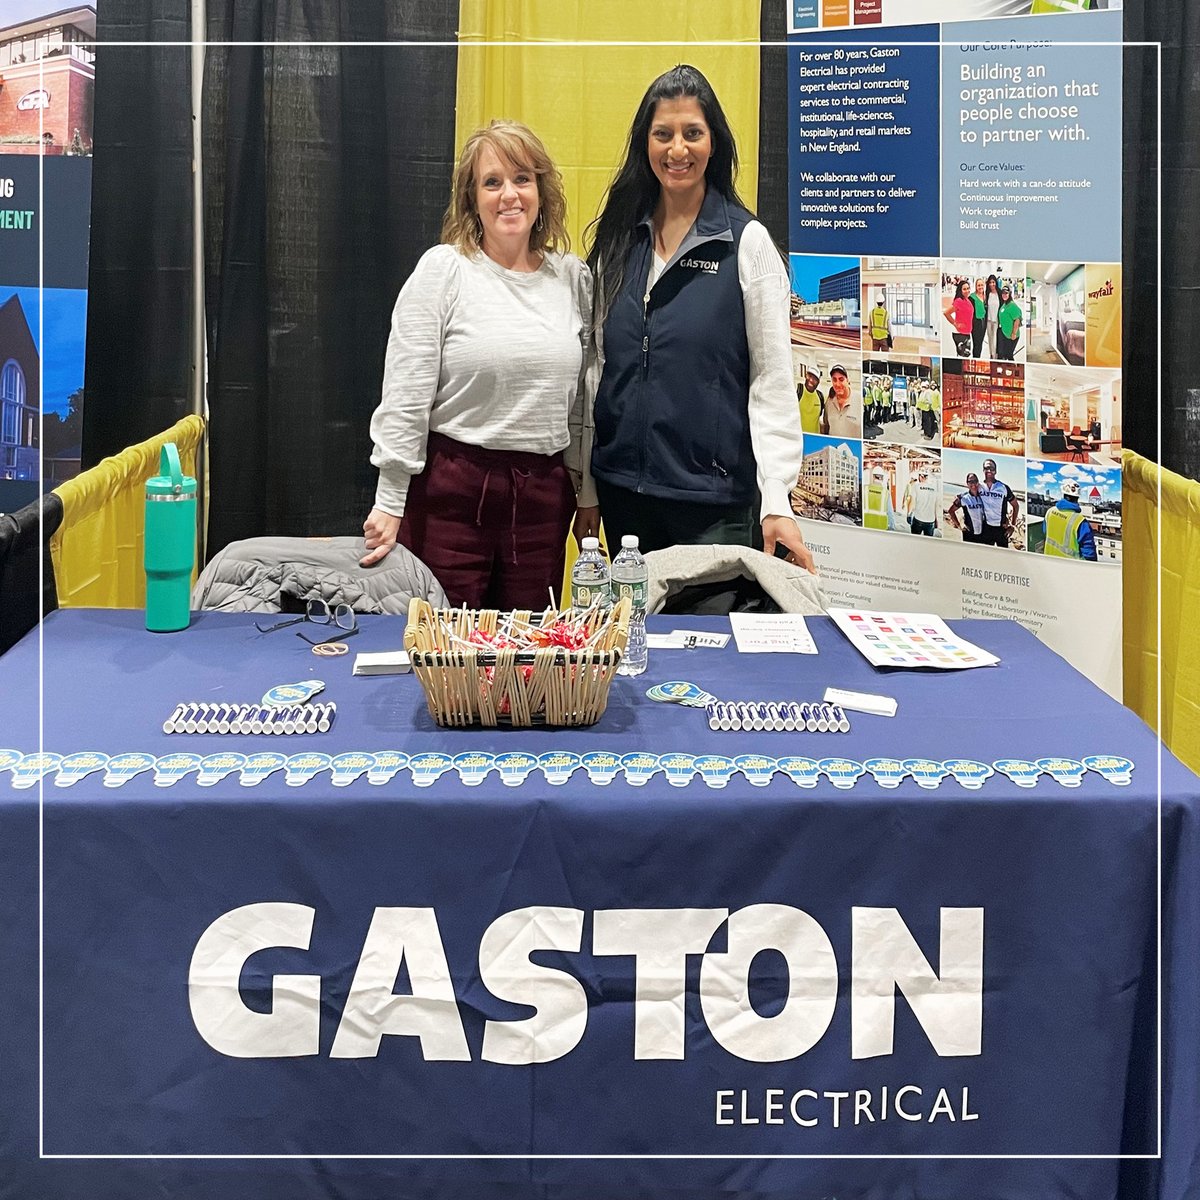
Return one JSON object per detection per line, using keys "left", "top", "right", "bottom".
{"left": 254, "top": 598, "right": 360, "bottom": 645}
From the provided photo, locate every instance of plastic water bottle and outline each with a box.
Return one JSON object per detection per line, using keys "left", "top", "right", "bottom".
{"left": 611, "top": 534, "right": 648, "bottom": 676}
{"left": 571, "top": 536, "right": 611, "bottom": 613}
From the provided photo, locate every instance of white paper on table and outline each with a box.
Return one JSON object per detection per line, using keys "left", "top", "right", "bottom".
{"left": 646, "top": 630, "right": 731, "bottom": 649}
{"left": 827, "top": 607, "right": 1000, "bottom": 670}
{"left": 728, "top": 612, "right": 818, "bottom": 654}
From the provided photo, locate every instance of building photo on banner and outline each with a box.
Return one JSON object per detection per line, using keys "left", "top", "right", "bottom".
{"left": 788, "top": 3, "right": 1124, "bottom": 697}
{"left": 5, "top": 3, "right": 1200, "bottom": 1199}
{"left": 0, "top": 2, "right": 96, "bottom": 513}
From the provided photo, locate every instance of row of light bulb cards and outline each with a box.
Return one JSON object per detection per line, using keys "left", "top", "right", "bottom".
{"left": 0, "top": 749, "right": 1135, "bottom": 790}
{"left": 163, "top": 680, "right": 334, "bottom": 735}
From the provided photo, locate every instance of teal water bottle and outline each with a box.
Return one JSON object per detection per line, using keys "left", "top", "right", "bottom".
{"left": 144, "top": 443, "right": 197, "bottom": 632}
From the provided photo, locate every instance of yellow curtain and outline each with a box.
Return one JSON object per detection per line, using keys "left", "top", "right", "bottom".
{"left": 456, "top": 1, "right": 763, "bottom": 257}
{"left": 51, "top": 415, "right": 205, "bottom": 609}
{"left": 1122, "top": 449, "right": 1200, "bottom": 774}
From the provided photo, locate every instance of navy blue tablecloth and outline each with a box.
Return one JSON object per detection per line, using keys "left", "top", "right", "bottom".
{"left": 1, "top": 608, "right": 1197, "bottom": 1200}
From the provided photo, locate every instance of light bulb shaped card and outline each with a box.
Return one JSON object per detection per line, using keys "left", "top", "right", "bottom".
{"left": 777, "top": 756, "right": 820, "bottom": 788}
{"left": 621, "top": 752, "right": 661, "bottom": 787}
{"left": 331, "top": 752, "right": 377, "bottom": 788}
{"left": 494, "top": 752, "right": 538, "bottom": 787}
{"left": 942, "top": 759, "right": 994, "bottom": 790}
{"left": 10, "top": 752, "right": 62, "bottom": 789}
{"left": 659, "top": 752, "right": 697, "bottom": 787}
{"left": 153, "top": 752, "right": 202, "bottom": 787}
{"left": 647, "top": 681, "right": 718, "bottom": 708}
{"left": 734, "top": 754, "right": 777, "bottom": 787}
{"left": 262, "top": 679, "right": 325, "bottom": 708}
{"left": 694, "top": 754, "right": 737, "bottom": 789}
{"left": 538, "top": 751, "right": 581, "bottom": 785}
{"left": 284, "top": 751, "right": 333, "bottom": 788}
{"left": 239, "top": 750, "right": 288, "bottom": 787}
{"left": 366, "top": 750, "right": 409, "bottom": 785}
{"left": 1082, "top": 755, "right": 1134, "bottom": 786}
{"left": 863, "top": 757, "right": 907, "bottom": 789}
{"left": 453, "top": 751, "right": 495, "bottom": 787}
{"left": 103, "top": 751, "right": 157, "bottom": 788}
{"left": 903, "top": 758, "right": 948, "bottom": 790}
{"left": 0, "top": 749, "right": 22, "bottom": 775}
{"left": 409, "top": 751, "right": 453, "bottom": 788}
{"left": 55, "top": 751, "right": 110, "bottom": 788}
{"left": 1036, "top": 757, "right": 1087, "bottom": 788}
{"left": 580, "top": 750, "right": 622, "bottom": 786}
{"left": 993, "top": 758, "right": 1043, "bottom": 788}
{"left": 819, "top": 757, "right": 865, "bottom": 789}
{"left": 196, "top": 751, "right": 247, "bottom": 787}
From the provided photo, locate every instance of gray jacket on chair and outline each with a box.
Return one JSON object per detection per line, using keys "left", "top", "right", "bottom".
{"left": 190, "top": 536, "right": 447, "bottom": 613}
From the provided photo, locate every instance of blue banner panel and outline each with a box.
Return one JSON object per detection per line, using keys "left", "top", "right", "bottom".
{"left": 789, "top": 24, "right": 940, "bottom": 256}
{"left": 940, "top": 12, "right": 1122, "bottom": 260}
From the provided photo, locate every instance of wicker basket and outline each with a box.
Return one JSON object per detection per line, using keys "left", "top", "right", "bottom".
{"left": 404, "top": 596, "right": 631, "bottom": 728}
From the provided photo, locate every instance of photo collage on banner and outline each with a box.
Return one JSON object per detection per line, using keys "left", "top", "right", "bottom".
{"left": 787, "top": 2, "right": 1124, "bottom": 695}
{"left": 0, "top": 2, "right": 97, "bottom": 514}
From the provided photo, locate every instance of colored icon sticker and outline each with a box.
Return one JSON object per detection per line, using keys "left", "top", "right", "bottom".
{"left": 239, "top": 751, "right": 288, "bottom": 787}
{"left": 495, "top": 751, "right": 538, "bottom": 787}
{"left": 453, "top": 751, "right": 496, "bottom": 787}
{"left": 0, "top": 748, "right": 25, "bottom": 774}
{"left": 863, "top": 757, "right": 907, "bottom": 789}
{"left": 621, "top": 753, "right": 661, "bottom": 786}
{"left": 993, "top": 758, "right": 1043, "bottom": 788}
{"left": 734, "top": 754, "right": 776, "bottom": 787}
{"left": 409, "top": 751, "right": 453, "bottom": 788}
{"left": 659, "top": 752, "right": 697, "bottom": 788}
{"left": 580, "top": 751, "right": 622, "bottom": 786}
{"left": 284, "top": 751, "right": 333, "bottom": 787}
{"left": 942, "top": 759, "right": 994, "bottom": 789}
{"left": 777, "top": 756, "right": 820, "bottom": 788}
{"left": 538, "top": 751, "right": 581, "bottom": 785}
{"left": 1036, "top": 757, "right": 1087, "bottom": 788}
{"left": 196, "top": 751, "right": 248, "bottom": 787}
{"left": 819, "top": 758, "right": 865, "bottom": 790}
{"left": 103, "top": 751, "right": 157, "bottom": 788}
{"left": 694, "top": 754, "right": 737, "bottom": 789}
{"left": 903, "top": 758, "right": 948, "bottom": 790}
{"left": 1082, "top": 755, "right": 1134, "bottom": 786}
{"left": 10, "top": 752, "right": 63, "bottom": 789}
{"left": 55, "top": 751, "right": 111, "bottom": 788}
{"left": 366, "top": 751, "right": 409, "bottom": 785}
{"left": 153, "top": 752, "right": 203, "bottom": 787}
{"left": 331, "top": 752, "right": 377, "bottom": 787}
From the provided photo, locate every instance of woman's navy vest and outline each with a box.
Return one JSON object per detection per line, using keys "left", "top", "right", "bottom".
{"left": 592, "top": 188, "right": 756, "bottom": 506}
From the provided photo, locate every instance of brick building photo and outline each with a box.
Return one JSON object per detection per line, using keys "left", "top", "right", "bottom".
{"left": 0, "top": 292, "right": 40, "bottom": 481}
{"left": 0, "top": 5, "right": 95, "bottom": 156}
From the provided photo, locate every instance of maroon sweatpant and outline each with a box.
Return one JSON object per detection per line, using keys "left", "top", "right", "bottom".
{"left": 398, "top": 432, "right": 575, "bottom": 611}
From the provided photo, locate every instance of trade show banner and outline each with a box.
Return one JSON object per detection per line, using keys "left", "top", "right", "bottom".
{"left": 788, "top": 3, "right": 1124, "bottom": 696}
{"left": 0, "top": 3, "right": 96, "bottom": 512}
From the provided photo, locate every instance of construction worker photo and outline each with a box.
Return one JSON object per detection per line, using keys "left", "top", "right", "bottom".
{"left": 1041, "top": 478, "right": 1098, "bottom": 560}
{"left": 868, "top": 293, "right": 891, "bottom": 352}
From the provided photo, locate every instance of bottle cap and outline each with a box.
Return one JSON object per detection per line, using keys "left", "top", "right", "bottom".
{"left": 621, "top": 534, "right": 639, "bottom": 549}
{"left": 581, "top": 536, "right": 600, "bottom": 551}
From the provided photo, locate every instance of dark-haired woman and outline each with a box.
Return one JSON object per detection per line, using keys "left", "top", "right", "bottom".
{"left": 945, "top": 279, "right": 974, "bottom": 358}
{"left": 577, "top": 65, "right": 814, "bottom": 571}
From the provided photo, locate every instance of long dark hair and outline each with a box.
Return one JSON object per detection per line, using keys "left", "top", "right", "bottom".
{"left": 986, "top": 273, "right": 999, "bottom": 298}
{"left": 585, "top": 65, "right": 747, "bottom": 316}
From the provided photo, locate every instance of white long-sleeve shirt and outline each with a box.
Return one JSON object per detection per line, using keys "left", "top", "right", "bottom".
{"left": 580, "top": 220, "right": 803, "bottom": 524}
{"left": 369, "top": 244, "right": 591, "bottom": 517}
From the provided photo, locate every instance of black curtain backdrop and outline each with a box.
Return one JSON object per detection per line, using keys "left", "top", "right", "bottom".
{"left": 757, "top": 0, "right": 789, "bottom": 250}
{"left": 84, "top": 3, "right": 194, "bottom": 467}
{"left": 202, "top": 1, "right": 458, "bottom": 556}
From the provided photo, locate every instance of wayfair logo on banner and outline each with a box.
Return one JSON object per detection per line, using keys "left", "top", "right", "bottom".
{"left": 189, "top": 903, "right": 983, "bottom": 1062}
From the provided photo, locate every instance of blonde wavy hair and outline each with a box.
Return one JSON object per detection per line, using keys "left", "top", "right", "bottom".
{"left": 442, "top": 120, "right": 570, "bottom": 257}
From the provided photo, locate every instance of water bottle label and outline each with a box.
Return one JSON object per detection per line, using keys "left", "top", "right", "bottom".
{"left": 573, "top": 585, "right": 593, "bottom": 608}
{"left": 615, "top": 580, "right": 647, "bottom": 609}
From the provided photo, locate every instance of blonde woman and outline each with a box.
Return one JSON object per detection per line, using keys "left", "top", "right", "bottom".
{"left": 361, "top": 120, "right": 591, "bottom": 610}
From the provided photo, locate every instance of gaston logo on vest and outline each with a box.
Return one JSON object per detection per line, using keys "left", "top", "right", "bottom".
{"left": 678, "top": 257, "right": 719, "bottom": 273}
